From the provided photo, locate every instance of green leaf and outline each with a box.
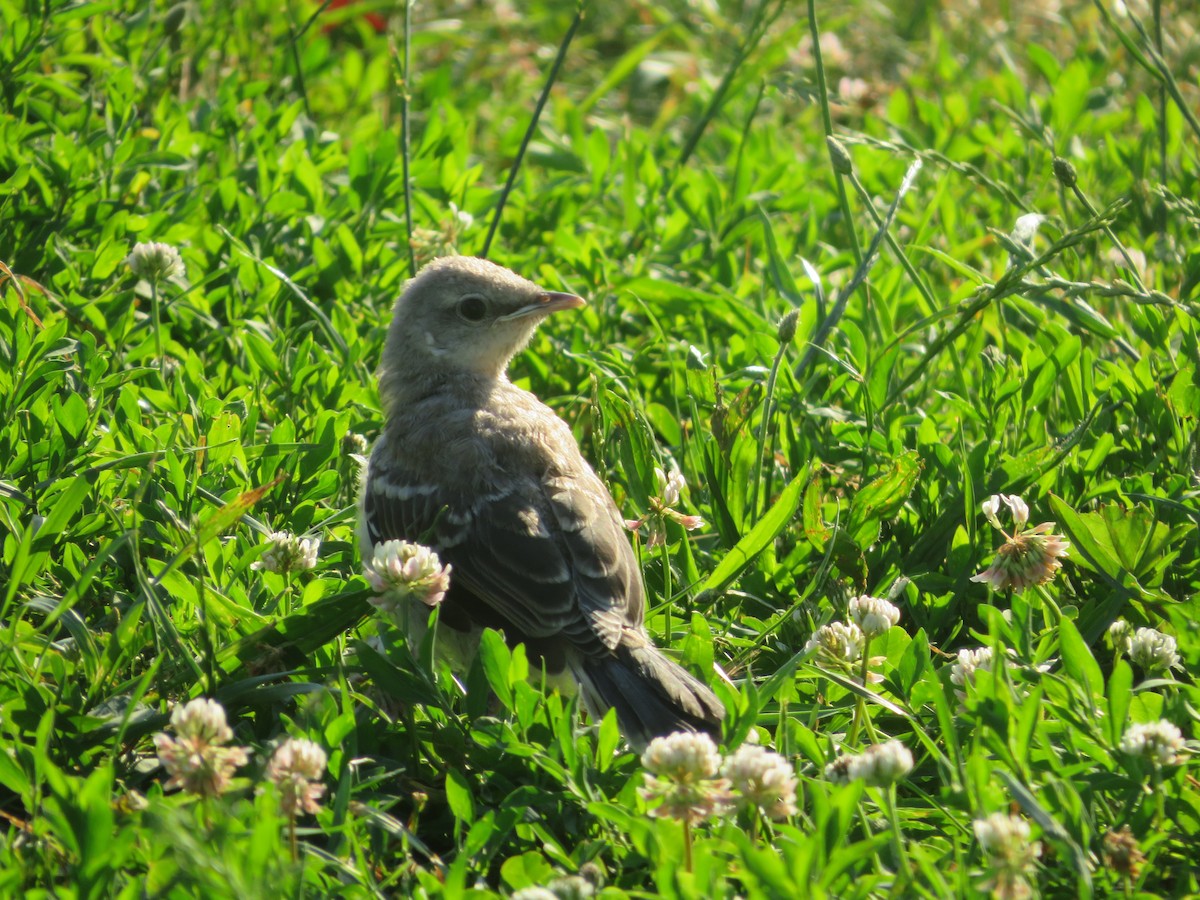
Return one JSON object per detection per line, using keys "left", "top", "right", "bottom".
{"left": 445, "top": 768, "right": 474, "bottom": 823}
{"left": 1106, "top": 659, "right": 1133, "bottom": 746}
{"left": 1047, "top": 494, "right": 1122, "bottom": 580}
{"left": 700, "top": 465, "right": 811, "bottom": 596}
{"left": 846, "top": 451, "right": 922, "bottom": 548}
{"left": 1057, "top": 618, "right": 1103, "bottom": 702}
{"left": 477, "top": 628, "right": 514, "bottom": 709}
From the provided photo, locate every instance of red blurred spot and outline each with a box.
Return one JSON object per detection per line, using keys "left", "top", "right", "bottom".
{"left": 325, "top": 0, "right": 387, "bottom": 34}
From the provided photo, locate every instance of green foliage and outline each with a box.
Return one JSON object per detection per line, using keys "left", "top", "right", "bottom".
{"left": 1, "top": 0, "right": 1198, "bottom": 896}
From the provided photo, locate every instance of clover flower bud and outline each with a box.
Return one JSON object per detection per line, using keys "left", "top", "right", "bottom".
{"left": 1107, "top": 618, "right": 1134, "bottom": 655}
{"left": 127, "top": 241, "right": 184, "bottom": 281}
{"left": 1052, "top": 156, "right": 1077, "bottom": 188}
{"left": 849, "top": 595, "right": 901, "bottom": 640}
{"left": 252, "top": 530, "right": 320, "bottom": 574}
{"left": 805, "top": 621, "right": 865, "bottom": 665}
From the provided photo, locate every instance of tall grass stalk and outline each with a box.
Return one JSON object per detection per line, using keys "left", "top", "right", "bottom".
{"left": 482, "top": 4, "right": 586, "bottom": 258}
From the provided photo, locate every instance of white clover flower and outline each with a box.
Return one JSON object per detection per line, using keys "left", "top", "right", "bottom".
{"left": 655, "top": 467, "right": 687, "bottom": 508}
{"left": 974, "top": 812, "right": 1042, "bottom": 900}
{"left": 1128, "top": 627, "right": 1180, "bottom": 674}
{"left": 721, "top": 744, "right": 798, "bottom": 820}
{"left": 641, "top": 731, "right": 722, "bottom": 780}
{"left": 950, "top": 646, "right": 997, "bottom": 689}
{"left": 152, "top": 698, "right": 250, "bottom": 797}
{"left": 638, "top": 731, "right": 731, "bottom": 824}
{"left": 127, "top": 241, "right": 184, "bottom": 281}
{"left": 626, "top": 466, "right": 704, "bottom": 548}
{"left": 805, "top": 621, "right": 865, "bottom": 665}
{"left": 363, "top": 540, "right": 451, "bottom": 616}
{"left": 826, "top": 741, "right": 914, "bottom": 787}
{"left": 849, "top": 740, "right": 914, "bottom": 787}
{"left": 1120, "top": 720, "right": 1185, "bottom": 767}
{"left": 251, "top": 531, "right": 320, "bottom": 574}
{"left": 1108, "top": 618, "right": 1134, "bottom": 655}
{"left": 448, "top": 201, "right": 474, "bottom": 230}
{"left": 171, "top": 697, "right": 234, "bottom": 743}
{"left": 974, "top": 812, "right": 1035, "bottom": 857}
{"left": 849, "top": 595, "right": 901, "bottom": 639}
{"left": 261, "top": 737, "right": 327, "bottom": 817}
{"left": 972, "top": 494, "right": 1069, "bottom": 592}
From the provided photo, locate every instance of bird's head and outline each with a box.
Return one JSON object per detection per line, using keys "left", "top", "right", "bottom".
{"left": 381, "top": 257, "right": 585, "bottom": 392}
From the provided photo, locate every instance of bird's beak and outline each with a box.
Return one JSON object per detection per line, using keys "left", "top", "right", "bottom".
{"left": 497, "top": 291, "right": 587, "bottom": 322}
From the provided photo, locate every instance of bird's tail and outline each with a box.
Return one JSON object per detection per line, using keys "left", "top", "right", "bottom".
{"left": 578, "top": 641, "right": 725, "bottom": 749}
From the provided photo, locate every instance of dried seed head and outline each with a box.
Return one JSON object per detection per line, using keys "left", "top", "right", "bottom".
{"left": 1101, "top": 826, "right": 1144, "bottom": 879}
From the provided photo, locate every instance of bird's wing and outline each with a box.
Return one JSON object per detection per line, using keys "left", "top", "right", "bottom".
{"left": 363, "top": 455, "right": 634, "bottom": 654}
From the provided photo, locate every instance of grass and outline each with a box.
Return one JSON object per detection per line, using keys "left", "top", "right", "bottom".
{"left": 1, "top": 0, "right": 1198, "bottom": 896}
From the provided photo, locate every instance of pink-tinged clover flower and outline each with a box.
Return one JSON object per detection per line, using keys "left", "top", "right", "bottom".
{"left": 153, "top": 698, "right": 250, "bottom": 798}
{"left": 262, "top": 738, "right": 327, "bottom": 817}
{"left": 971, "top": 494, "right": 1069, "bottom": 592}
{"left": 363, "top": 539, "right": 452, "bottom": 616}
{"left": 626, "top": 466, "right": 704, "bottom": 548}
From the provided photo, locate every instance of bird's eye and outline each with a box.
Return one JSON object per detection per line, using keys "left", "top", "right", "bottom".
{"left": 457, "top": 295, "right": 488, "bottom": 322}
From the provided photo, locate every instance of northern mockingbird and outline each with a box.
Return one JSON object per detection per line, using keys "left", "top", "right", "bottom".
{"left": 359, "top": 256, "right": 725, "bottom": 747}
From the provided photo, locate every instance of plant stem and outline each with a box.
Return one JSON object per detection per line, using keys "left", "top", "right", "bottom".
{"left": 1032, "top": 582, "right": 1062, "bottom": 632}
{"left": 884, "top": 784, "right": 911, "bottom": 885}
{"left": 751, "top": 342, "right": 786, "bottom": 520}
{"left": 400, "top": 0, "right": 415, "bottom": 276}
{"left": 806, "top": 0, "right": 870, "bottom": 331}
{"left": 660, "top": 534, "right": 672, "bottom": 642}
{"left": 150, "top": 278, "right": 165, "bottom": 382}
{"left": 683, "top": 819, "right": 693, "bottom": 873}
{"left": 482, "top": 4, "right": 584, "bottom": 258}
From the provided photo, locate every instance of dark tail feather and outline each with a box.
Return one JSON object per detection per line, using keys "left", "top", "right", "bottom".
{"left": 579, "top": 642, "right": 725, "bottom": 749}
